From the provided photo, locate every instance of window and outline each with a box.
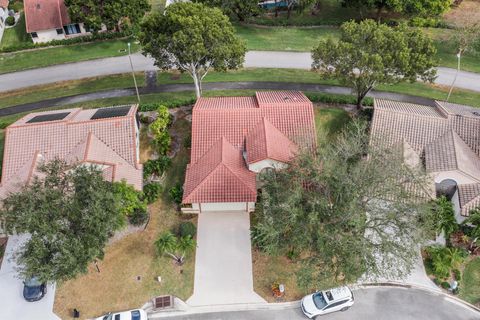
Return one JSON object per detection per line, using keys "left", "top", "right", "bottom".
{"left": 31, "top": 32, "right": 38, "bottom": 38}
{"left": 312, "top": 293, "right": 327, "bottom": 309}
{"left": 323, "top": 300, "right": 348, "bottom": 310}
{"left": 131, "top": 310, "right": 141, "bottom": 320}
{"left": 114, "top": 314, "right": 120, "bottom": 320}
{"left": 63, "top": 23, "right": 81, "bottom": 35}
{"left": 56, "top": 28, "right": 63, "bottom": 34}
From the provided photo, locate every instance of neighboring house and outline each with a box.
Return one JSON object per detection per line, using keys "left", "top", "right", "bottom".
{"left": 370, "top": 99, "right": 480, "bottom": 222}
{"left": 24, "top": 0, "right": 106, "bottom": 43}
{"left": 182, "top": 91, "right": 317, "bottom": 214}
{"left": 0, "top": 105, "right": 143, "bottom": 202}
{"left": 0, "top": 0, "right": 8, "bottom": 44}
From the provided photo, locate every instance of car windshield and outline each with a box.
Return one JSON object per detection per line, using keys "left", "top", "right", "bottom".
{"left": 131, "top": 310, "right": 141, "bottom": 320}
{"left": 25, "top": 277, "right": 42, "bottom": 287}
{"left": 102, "top": 314, "right": 113, "bottom": 320}
{"left": 312, "top": 292, "right": 328, "bottom": 309}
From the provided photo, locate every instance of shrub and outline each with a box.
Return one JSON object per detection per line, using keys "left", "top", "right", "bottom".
{"left": 113, "top": 181, "right": 147, "bottom": 217}
{"left": 149, "top": 105, "right": 172, "bottom": 155}
{"left": 440, "top": 281, "right": 450, "bottom": 289}
{"left": 0, "top": 31, "right": 129, "bottom": 53}
{"left": 425, "top": 245, "right": 468, "bottom": 280}
{"left": 143, "top": 182, "right": 163, "bottom": 204}
{"left": 305, "top": 92, "right": 374, "bottom": 107}
{"left": 128, "top": 207, "right": 149, "bottom": 226}
{"left": 139, "top": 98, "right": 196, "bottom": 111}
{"left": 5, "top": 16, "right": 14, "bottom": 26}
{"left": 178, "top": 221, "right": 196, "bottom": 238}
{"left": 409, "top": 17, "right": 450, "bottom": 28}
{"left": 169, "top": 184, "right": 183, "bottom": 205}
{"left": 433, "top": 196, "right": 459, "bottom": 240}
{"left": 144, "top": 156, "right": 172, "bottom": 177}
{"left": 452, "top": 269, "right": 461, "bottom": 281}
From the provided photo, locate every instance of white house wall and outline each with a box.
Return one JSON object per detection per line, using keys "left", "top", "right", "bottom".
{"left": 433, "top": 170, "right": 479, "bottom": 185}
{"left": 32, "top": 29, "right": 66, "bottom": 43}
{"left": 31, "top": 23, "right": 106, "bottom": 44}
{"left": 200, "top": 202, "right": 254, "bottom": 212}
{"left": 0, "top": 8, "right": 7, "bottom": 44}
{"left": 248, "top": 159, "right": 288, "bottom": 173}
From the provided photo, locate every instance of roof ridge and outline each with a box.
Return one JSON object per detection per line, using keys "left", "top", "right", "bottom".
{"left": 222, "top": 162, "right": 257, "bottom": 194}
{"left": 86, "top": 133, "right": 137, "bottom": 169}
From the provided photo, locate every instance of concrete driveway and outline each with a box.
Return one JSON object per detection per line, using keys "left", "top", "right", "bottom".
{"left": 0, "top": 235, "right": 59, "bottom": 320}
{"left": 187, "top": 212, "right": 265, "bottom": 306}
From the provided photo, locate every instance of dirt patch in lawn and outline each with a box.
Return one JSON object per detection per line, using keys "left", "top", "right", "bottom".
{"left": 444, "top": 0, "right": 480, "bottom": 27}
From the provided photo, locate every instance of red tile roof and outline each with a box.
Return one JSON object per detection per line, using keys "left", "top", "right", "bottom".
{"left": 0, "top": 0, "right": 8, "bottom": 9}
{"left": 0, "top": 105, "right": 143, "bottom": 197}
{"left": 24, "top": 0, "right": 71, "bottom": 33}
{"left": 183, "top": 91, "right": 316, "bottom": 204}
{"left": 245, "top": 117, "right": 298, "bottom": 164}
{"left": 183, "top": 137, "right": 257, "bottom": 203}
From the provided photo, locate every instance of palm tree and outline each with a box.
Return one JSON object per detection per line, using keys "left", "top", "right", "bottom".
{"left": 154, "top": 232, "right": 196, "bottom": 265}
{"left": 177, "top": 235, "right": 196, "bottom": 265}
{"left": 155, "top": 231, "right": 180, "bottom": 262}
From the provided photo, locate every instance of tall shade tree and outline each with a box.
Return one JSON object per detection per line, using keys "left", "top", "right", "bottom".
{"left": 312, "top": 20, "right": 437, "bottom": 109}
{"left": 65, "top": 0, "right": 151, "bottom": 32}
{"left": 194, "top": 0, "right": 260, "bottom": 21}
{"left": 252, "top": 120, "right": 435, "bottom": 290}
{"left": 139, "top": 2, "right": 246, "bottom": 98}
{"left": 0, "top": 160, "right": 124, "bottom": 283}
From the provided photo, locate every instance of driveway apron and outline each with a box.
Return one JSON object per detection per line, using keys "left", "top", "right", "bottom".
{"left": 187, "top": 211, "right": 266, "bottom": 306}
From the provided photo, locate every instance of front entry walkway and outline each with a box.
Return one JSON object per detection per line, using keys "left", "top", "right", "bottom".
{"left": 187, "top": 212, "right": 266, "bottom": 306}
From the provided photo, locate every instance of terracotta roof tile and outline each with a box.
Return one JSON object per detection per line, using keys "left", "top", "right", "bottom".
{"left": 0, "top": 0, "right": 8, "bottom": 9}
{"left": 183, "top": 137, "right": 256, "bottom": 203}
{"left": 246, "top": 117, "right": 298, "bottom": 164}
{"left": 24, "top": 0, "right": 71, "bottom": 33}
{"left": 183, "top": 91, "right": 316, "bottom": 204}
{"left": 0, "top": 105, "right": 142, "bottom": 196}
{"left": 371, "top": 99, "right": 480, "bottom": 216}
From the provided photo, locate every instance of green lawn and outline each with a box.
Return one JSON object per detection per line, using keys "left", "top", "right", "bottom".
{"left": 0, "top": 13, "right": 32, "bottom": 49}
{"left": 0, "top": 39, "right": 141, "bottom": 74}
{"left": 235, "top": 25, "right": 340, "bottom": 52}
{"left": 1, "top": 68, "right": 480, "bottom": 112}
{"left": 460, "top": 257, "right": 480, "bottom": 305}
{"left": 249, "top": 0, "right": 361, "bottom": 26}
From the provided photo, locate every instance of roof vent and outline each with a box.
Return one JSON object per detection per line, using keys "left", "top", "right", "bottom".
{"left": 36, "top": 4, "right": 41, "bottom": 9}
{"left": 472, "top": 111, "right": 480, "bottom": 117}
{"left": 283, "top": 96, "right": 290, "bottom": 101}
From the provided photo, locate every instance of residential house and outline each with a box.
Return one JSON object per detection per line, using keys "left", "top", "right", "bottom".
{"left": 182, "top": 91, "right": 317, "bottom": 214}
{"left": 370, "top": 99, "right": 480, "bottom": 222}
{"left": 24, "top": 0, "right": 106, "bottom": 43}
{"left": 0, "top": 105, "right": 143, "bottom": 200}
{"left": 0, "top": 0, "right": 8, "bottom": 44}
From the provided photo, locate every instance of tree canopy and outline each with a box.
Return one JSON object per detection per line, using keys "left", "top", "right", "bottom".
{"left": 65, "top": 0, "right": 151, "bottom": 32}
{"left": 341, "top": 0, "right": 452, "bottom": 20}
{"left": 0, "top": 160, "right": 124, "bottom": 282}
{"left": 252, "top": 120, "right": 435, "bottom": 290}
{"left": 312, "top": 20, "right": 437, "bottom": 108}
{"left": 139, "top": 2, "right": 246, "bottom": 98}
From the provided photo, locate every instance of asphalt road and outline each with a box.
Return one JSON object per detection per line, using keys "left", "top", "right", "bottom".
{"left": 162, "top": 287, "right": 479, "bottom": 320}
{"left": 0, "top": 51, "right": 479, "bottom": 93}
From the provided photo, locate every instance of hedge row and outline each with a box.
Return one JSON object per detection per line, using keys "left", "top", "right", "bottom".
{"left": 305, "top": 92, "right": 374, "bottom": 107}
{"left": 0, "top": 31, "right": 130, "bottom": 53}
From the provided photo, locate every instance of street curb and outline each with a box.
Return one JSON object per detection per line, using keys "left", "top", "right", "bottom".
{"left": 359, "top": 282, "right": 480, "bottom": 313}
{"left": 146, "top": 283, "right": 480, "bottom": 318}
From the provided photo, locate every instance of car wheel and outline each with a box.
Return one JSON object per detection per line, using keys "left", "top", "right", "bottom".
{"left": 340, "top": 306, "right": 350, "bottom": 312}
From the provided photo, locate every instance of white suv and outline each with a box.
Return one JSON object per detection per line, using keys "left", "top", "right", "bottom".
{"left": 301, "top": 286, "right": 354, "bottom": 318}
